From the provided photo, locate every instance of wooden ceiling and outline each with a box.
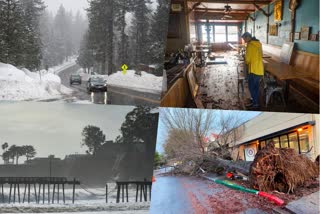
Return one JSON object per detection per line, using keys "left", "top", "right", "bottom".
{"left": 187, "top": 0, "right": 273, "bottom": 22}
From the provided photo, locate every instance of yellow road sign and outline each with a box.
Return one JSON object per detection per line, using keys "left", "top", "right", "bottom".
{"left": 121, "top": 64, "right": 128, "bottom": 75}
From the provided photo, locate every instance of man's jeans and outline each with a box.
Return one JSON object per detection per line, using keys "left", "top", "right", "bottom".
{"left": 248, "top": 73, "right": 261, "bottom": 107}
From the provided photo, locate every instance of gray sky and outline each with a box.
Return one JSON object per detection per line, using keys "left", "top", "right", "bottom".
{"left": 42, "top": 0, "right": 89, "bottom": 15}
{"left": 0, "top": 102, "right": 134, "bottom": 162}
{"left": 42, "top": 0, "right": 158, "bottom": 15}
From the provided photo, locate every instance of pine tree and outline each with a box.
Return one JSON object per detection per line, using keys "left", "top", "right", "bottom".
{"left": 20, "top": 0, "right": 45, "bottom": 70}
{"left": 77, "top": 31, "right": 94, "bottom": 73}
{"left": 132, "top": 0, "right": 152, "bottom": 65}
{"left": 147, "top": 0, "right": 170, "bottom": 75}
{"left": 0, "top": 0, "right": 26, "bottom": 66}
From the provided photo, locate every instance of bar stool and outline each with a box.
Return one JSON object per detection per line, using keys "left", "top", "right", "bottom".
{"left": 237, "top": 63, "right": 246, "bottom": 96}
{"left": 264, "top": 73, "right": 286, "bottom": 108}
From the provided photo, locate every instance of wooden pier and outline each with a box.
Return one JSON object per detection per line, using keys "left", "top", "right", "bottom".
{"left": 114, "top": 180, "right": 152, "bottom": 203}
{"left": 0, "top": 177, "right": 80, "bottom": 204}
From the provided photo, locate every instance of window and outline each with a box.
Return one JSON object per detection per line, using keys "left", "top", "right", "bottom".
{"left": 215, "top": 25, "right": 226, "bottom": 43}
{"left": 201, "top": 24, "right": 213, "bottom": 43}
{"left": 273, "top": 137, "right": 280, "bottom": 148}
{"left": 280, "top": 135, "right": 289, "bottom": 148}
{"left": 227, "top": 26, "right": 238, "bottom": 42}
{"left": 289, "top": 132, "right": 299, "bottom": 152}
{"left": 258, "top": 127, "right": 310, "bottom": 154}
{"left": 298, "top": 129, "right": 309, "bottom": 153}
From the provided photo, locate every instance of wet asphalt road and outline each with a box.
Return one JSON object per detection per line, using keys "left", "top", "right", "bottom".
{"left": 58, "top": 64, "right": 110, "bottom": 104}
{"left": 150, "top": 175, "right": 273, "bottom": 214}
{"left": 58, "top": 64, "right": 161, "bottom": 106}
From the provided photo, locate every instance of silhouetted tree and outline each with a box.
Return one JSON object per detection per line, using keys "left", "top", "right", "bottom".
{"left": 81, "top": 125, "right": 106, "bottom": 155}
{"left": 22, "top": 145, "right": 36, "bottom": 160}
{"left": 116, "top": 106, "right": 158, "bottom": 144}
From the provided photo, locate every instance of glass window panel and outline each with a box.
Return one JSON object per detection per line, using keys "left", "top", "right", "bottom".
{"left": 273, "top": 137, "right": 280, "bottom": 148}
{"left": 289, "top": 132, "right": 299, "bottom": 153}
{"left": 215, "top": 25, "right": 226, "bottom": 43}
{"left": 260, "top": 141, "right": 266, "bottom": 149}
{"left": 280, "top": 135, "right": 289, "bottom": 148}
{"left": 201, "top": 25, "right": 213, "bottom": 43}
{"left": 227, "top": 26, "right": 238, "bottom": 42}
{"left": 298, "top": 128, "right": 309, "bottom": 153}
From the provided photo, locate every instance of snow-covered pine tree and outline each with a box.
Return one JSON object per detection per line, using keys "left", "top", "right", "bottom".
{"left": 20, "top": 0, "right": 45, "bottom": 71}
{"left": 113, "top": 0, "right": 130, "bottom": 70}
{"left": 77, "top": 31, "right": 94, "bottom": 73}
{"left": 0, "top": 0, "right": 26, "bottom": 67}
{"left": 132, "top": 0, "right": 152, "bottom": 65}
{"left": 148, "top": 0, "right": 170, "bottom": 71}
{"left": 53, "top": 5, "right": 72, "bottom": 64}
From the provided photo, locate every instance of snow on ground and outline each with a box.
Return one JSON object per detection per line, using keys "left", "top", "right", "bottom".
{"left": 107, "top": 70, "right": 163, "bottom": 94}
{"left": 49, "top": 56, "right": 77, "bottom": 75}
{"left": 0, "top": 184, "right": 150, "bottom": 213}
{"left": 0, "top": 62, "right": 72, "bottom": 101}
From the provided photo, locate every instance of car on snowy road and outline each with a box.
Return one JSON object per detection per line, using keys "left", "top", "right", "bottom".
{"left": 87, "top": 77, "right": 107, "bottom": 93}
{"left": 70, "top": 74, "right": 82, "bottom": 85}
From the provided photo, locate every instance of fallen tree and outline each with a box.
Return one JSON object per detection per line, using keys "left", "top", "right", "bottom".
{"left": 250, "top": 141, "right": 319, "bottom": 193}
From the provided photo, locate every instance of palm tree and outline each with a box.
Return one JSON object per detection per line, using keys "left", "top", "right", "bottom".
{"left": 8, "top": 145, "right": 25, "bottom": 165}
{"left": 22, "top": 145, "right": 36, "bottom": 161}
{"left": 2, "top": 151, "right": 10, "bottom": 164}
{"left": 2, "top": 142, "right": 8, "bottom": 152}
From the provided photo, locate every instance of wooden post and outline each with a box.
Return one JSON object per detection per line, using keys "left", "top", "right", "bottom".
{"left": 72, "top": 178, "right": 76, "bottom": 204}
{"left": 43, "top": 183, "right": 45, "bottom": 204}
{"left": 57, "top": 184, "right": 60, "bottom": 204}
{"left": 62, "top": 183, "right": 65, "bottom": 204}
{"left": 37, "top": 184, "right": 41, "bottom": 204}
{"left": 48, "top": 183, "right": 50, "bottom": 204}
{"left": 122, "top": 184, "right": 124, "bottom": 202}
{"left": 22, "top": 184, "right": 27, "bottom": 203}
{"left": 116, "top": 184, "right": 120, "bottom": 203}
{"left": 52, "top": 184, "right": 55, "bottom": 204}
{"left": 143, "top": 184, "right": 147, "bottom": 201}
{"left": 28, "top": 184, "right": 30, "bottom": 203}
{"left": 105, "top": 184, "right": 108, "bottom": 203}
{"left": 1, "top": 184, "right": 4, "bottom": 203}
{"left": 140, "top": 184, "right": 143, "bottom": 202}
{"left": 17, "top": 184, "right": 20, "bottom": 203}
{"left": 34, "top": 184, "right": 37, "bottom": 203}
{"left": 135, "top": 184, "right": 139, "bottom": 202}
{"left": 8, "top": 183, "right": 12, "bottom": 204}
{"left": 13, "top": 183, "right": 16, "bottom": 203}
{"left": 126, "top": 184, "right": 128, "bottom": 202}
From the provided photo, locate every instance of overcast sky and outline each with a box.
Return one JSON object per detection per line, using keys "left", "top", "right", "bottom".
{"left": 42, "top": 0, "right": 89, "bottom": 15}
{"left": 42, "top": 0, "right": 158, "bottom": 15}
{"left": 0, "top": 102, "right": 134, "bottom": 162}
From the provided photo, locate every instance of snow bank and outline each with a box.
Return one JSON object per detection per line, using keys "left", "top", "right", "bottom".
{"left": 0, "top": 62, "right": 72, "bottom": 101}
{"left": 108, "top": 70, "right": 163, "bottom": 94}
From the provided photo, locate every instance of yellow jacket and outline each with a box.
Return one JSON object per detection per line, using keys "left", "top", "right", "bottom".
{"left": 245, "top": 39, "right": 264, "bottom": 76}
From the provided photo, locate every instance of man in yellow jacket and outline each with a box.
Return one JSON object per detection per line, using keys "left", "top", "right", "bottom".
{"left": 242, "top": 32, "right": 264, "bottom": 110}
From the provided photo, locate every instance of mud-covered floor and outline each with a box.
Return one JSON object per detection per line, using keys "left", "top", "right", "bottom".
{"left": 197, "top": 51, "right": 319, "bottom": 113}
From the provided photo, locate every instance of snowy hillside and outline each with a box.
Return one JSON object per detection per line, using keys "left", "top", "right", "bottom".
{"left": 0, "top": 62, "right": 72, "bottom": 101}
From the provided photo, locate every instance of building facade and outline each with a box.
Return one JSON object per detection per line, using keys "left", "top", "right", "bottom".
{"left": 231, "top": 113, "right": 319, "bottom": 161}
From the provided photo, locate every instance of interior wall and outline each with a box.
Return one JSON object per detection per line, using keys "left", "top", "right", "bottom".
{"left": 245, "top": 0, "right": 319, "bottom": 54}
{"left": 166, "top": 0, "right": 189, "bottom": 53}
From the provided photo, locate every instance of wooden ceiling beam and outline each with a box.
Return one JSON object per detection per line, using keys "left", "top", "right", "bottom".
{"left": 187, "top": 0, "right": 272, "bottom": 4}
{"left": 194, "top": 8, "right": 255, "bottom": 13}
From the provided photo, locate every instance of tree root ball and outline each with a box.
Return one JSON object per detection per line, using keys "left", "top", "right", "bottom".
{"left": 250, "top": 141, "right": 319, "bottom": 193}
